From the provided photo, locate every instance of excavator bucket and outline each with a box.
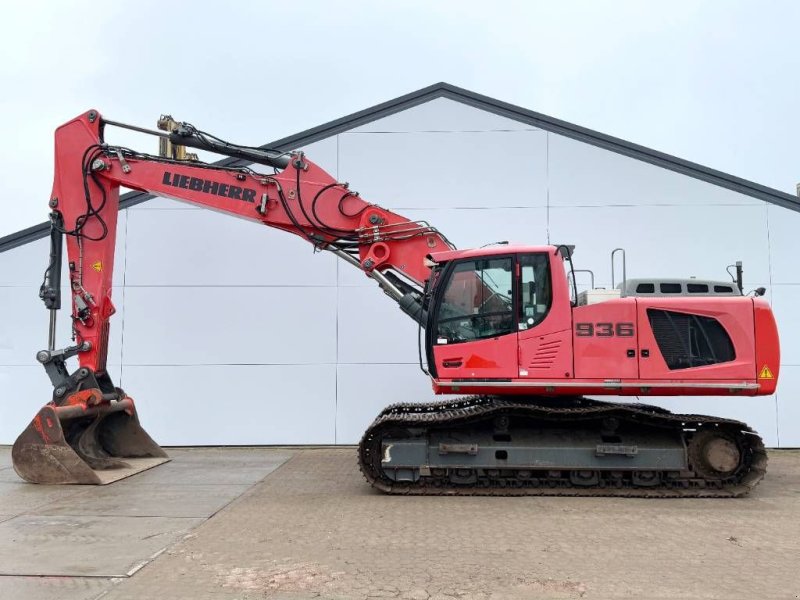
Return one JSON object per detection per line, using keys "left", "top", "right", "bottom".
{"left": 12, "top": 394, "right": 169, "bottom": 485}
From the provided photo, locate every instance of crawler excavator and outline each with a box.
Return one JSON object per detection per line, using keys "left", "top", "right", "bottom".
{"left": 12, "top": 110, "right": 780, "bottom": 496}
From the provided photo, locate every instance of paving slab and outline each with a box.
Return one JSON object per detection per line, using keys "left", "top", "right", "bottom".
{"left": 100, "top": 449, "right": 800, "bottom": 600}
{"left": 0, "top": 481, "right": 86, "bottom": 514}
{"left": 119, "top": 448, "right": 292, "bottom": 485}
{"left": 38, "top": 482, "right": 252, "bottom": 518}
{"left": 0, "top": 574, "right": 118, "bottom": 600}
{"left": 0, "top": 466, "right": 20, "bottom": 482}
{"left": 0, "top": 514, "right": 204, "bottom": 577}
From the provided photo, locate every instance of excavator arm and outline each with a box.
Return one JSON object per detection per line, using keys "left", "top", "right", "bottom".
{"left": 16, "top": 109, "right": 452, "bottom": 484}
{"left": 44, "top": 110, "right": 452, "bottom": 377}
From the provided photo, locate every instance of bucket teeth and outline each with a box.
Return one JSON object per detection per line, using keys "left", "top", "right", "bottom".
{"left": 12, "top": 395, "right": 168, "bottom": 485}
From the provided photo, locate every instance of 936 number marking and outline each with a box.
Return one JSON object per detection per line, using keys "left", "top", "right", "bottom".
{"left": 575, "top": 322, "right": 634, "bottom": 337}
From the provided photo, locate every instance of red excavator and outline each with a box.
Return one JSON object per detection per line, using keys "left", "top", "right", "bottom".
{"left": 12, "top": 110, "right": 780, "bottom": 496}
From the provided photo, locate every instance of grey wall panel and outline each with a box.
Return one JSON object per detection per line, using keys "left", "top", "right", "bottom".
{"left": 0, "top": 286, "right": 123, "bottom": 367}
{"left": 335, "top": 363, "right": 455, "bottom": 444}
{"left": 548, "top": 205, "right": 771, "bottom": 288}
{"left": 548, "top": 134, "right": 762, "bottom": 207}
{"left": 0, "top": 363, "right": 122, "bottom": 446}
{"left": 297, "top": 137, "right": 339, "bottom": 177}
{"left": 770, "top": 285, "right": 800, "bottom": 366}
{"left": 0, "top": 238, "right": 51, "bottom": 286}
{"left": 123, "top": 208, "right": 337, "bottom": 287}
{"left": 0, "top": 211, "right": 127, "bottom": 287}
{"left": 0, "top": 365, "right": 59, "bottom": 444}
{"left": 349, "top": 97, "right": 538, "bottom": 133}
{"left": 122, "top": 286, "right": 337, "bottom": 366}
{"left": 776, "top": 366, "right": 799, "bottom": 446}
{"left": 644, "top": 395, "right": 779, "bottom": 448}
{"left": 338, "top": 130, "right": 548, "bottom": 210}
{"left": 767, "top": 204, "right": 800, "bottom": 285}
{"left": 123, "top": 364, "right": 336, "bottom": 445}
{"left": 338, "top": 286, "right": 420, "bottom": 364}
{"left": 338, "top": 261, "right": 374, "bottom": 288}
{"left": 0, "top": 287, "right": 58, "bottom": 366}
{"left": 1, "top": 98, "right": 795, "bottom": 448}
{"left": 337, "top": 207, "right": 549, "bottom": 287}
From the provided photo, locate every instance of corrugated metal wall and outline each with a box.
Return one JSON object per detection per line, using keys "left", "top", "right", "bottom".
{"left": 1, "top": 98, "right": 796, "bottom": 446}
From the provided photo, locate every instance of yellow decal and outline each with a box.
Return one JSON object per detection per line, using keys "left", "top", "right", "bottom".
{"left": 91, "top": 261, "right": 103, "bottom": 272}
{"left": 758, "top": 365, "right": 774, "bottom": 379}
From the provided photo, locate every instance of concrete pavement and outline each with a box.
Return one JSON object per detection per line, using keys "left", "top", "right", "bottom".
{"left": 1, "top": 447, "right": 799, "bottom": 599}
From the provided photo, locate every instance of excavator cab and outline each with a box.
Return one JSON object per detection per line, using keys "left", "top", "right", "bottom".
{"left": 424, "top": 245, "right": 571, "bottom": 383}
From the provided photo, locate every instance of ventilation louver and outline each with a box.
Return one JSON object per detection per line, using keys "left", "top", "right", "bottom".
{"left": 646, "top": 309, "right": 735, "bottom": 370}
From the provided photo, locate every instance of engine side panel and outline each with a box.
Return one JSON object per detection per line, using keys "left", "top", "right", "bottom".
{"left": 636, "top": 297, "right": 755, "bottom": 380}
{"left": 572, "top": 298, "right": 639, "bottom": 379}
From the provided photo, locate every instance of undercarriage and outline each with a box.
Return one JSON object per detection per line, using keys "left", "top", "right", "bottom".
{"left": 358, "top": 396, "right": 767, "bottom": 497}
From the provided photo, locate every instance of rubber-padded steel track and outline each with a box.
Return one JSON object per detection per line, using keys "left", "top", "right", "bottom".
{"left": 357, "top": 396, "right": 767, "bottom": 497}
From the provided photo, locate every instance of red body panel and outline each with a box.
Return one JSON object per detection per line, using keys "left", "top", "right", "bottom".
{"left": 430, "top": 244, "right": 554, "bottom": 263}
{"left": 518, "top": 328, "right": 574, "bottom": 380}
{"left": 572, "top": 299, "right": 639, "bottom": 380}
{"left": 754, "top": 298, "right": 780, "bottom": 394}
{"left": 635, "top": 297, "right": 755, "bottom": 380}
{"left": 432, "top": 333, "right": 518, "bottom": 379}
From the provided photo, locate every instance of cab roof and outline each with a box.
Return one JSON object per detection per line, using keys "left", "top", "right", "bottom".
{"left": 429, "top": 244, "right": 559, "bottom": 263}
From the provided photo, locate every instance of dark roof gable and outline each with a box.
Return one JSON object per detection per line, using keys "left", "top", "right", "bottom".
{"left": 2, "top": 82, "right": 798, "bottom": 252}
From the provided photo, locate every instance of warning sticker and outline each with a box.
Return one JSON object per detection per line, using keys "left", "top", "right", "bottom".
{"left": 91, "top": 261, "right": 103, "bottom": 272}
{"left": 758, "top": 365, "right": 774, "bottom": 379}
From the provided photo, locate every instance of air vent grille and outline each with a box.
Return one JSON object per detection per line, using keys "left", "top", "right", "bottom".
{"left": 647, "top": 309, "right": 735, "bottom": 370}
{"left": 528, "top": 339, "right": 562, "bottom": 369}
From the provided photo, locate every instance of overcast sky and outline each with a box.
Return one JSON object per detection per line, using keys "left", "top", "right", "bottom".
{"left": 0, "top": 0, "right": 797, "bottom": 238}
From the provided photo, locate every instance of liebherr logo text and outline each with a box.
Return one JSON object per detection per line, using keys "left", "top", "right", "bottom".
{"left": 162, "top": 172, "right": 257, "bottom": 203}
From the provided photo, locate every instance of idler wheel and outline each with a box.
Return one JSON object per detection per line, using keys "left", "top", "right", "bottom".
{"left": 689, "top": 430, "right": 742, "bottom": 478}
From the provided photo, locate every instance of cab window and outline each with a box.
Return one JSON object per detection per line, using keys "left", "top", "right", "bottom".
{"left": 519, "top": 254, "right": 551, "bottom": 330}
{"left": 436, "top": 257, "right": 514, "bottom": 343}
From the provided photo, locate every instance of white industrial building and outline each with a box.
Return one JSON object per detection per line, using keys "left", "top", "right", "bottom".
{"left": 1, "top": 83, "right": 798, "bottom": 447}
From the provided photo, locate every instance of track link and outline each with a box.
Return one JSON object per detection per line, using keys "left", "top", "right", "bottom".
{"left": 357, "top": 396, "right": 767, "bottom": 497}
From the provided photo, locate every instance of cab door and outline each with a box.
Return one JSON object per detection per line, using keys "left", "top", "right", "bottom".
{"left": 517, "top": 253, "right": 575, "bottom": 380}
{"left": 430, "top": 256, "right": 518, "bottom": 379}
